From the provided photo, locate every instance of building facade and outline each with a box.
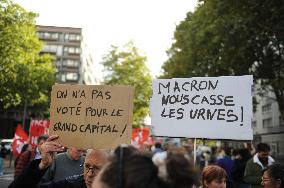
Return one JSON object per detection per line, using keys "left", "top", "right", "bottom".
{"left": 37, "top": 25, "right": 100, "bottom": 84}
{"left": 252, "top": 88, "right": 284, "bottom": 163}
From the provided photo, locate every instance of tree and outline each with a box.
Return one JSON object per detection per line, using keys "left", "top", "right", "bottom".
{"left": 0, "top": 0, "right": 56, "bottom": 117}
{"left": 101, "top": 41, "right": 152, "bottom": 127}
{"left": 162, "top": 0, "right": 284, "bottom": 116}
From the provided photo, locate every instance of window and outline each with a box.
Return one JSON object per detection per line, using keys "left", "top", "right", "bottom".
{"left": 43, "top": 45, "right": 58, "bottom": 53}
{"left": 63, "top": 59, "right": 80, "bottom": 67}
{"left": 61, "top": 74, "right": 66, "bottom": 82}
{"left": 64, "top": 33, "right": 81, "bottom": 41}
{"left": 55, "top": 61, "right": 62, "bottom": 67}
{"left": 263, "top": 118, "right": 272, "bottom": 128}
{"left": 37, "top": 32, "right": 59, "bottom": 40}
{"left": 50, "top": 32, "right": 59, "bottom": 39}
{"left": 56, "top": 46, "right": 63, "bottom": 56}
{"left": 262, "top": 103, "right": 271, "bottom": 113}
{"left": 252, "top": 121, "right": 257, "bottom": 128}
{"left": 66, "top": 72, "right": 78, "bottom": 81}
{"left": 69, "top": 33, "right": 81, "bottom": 41}
{"left": 64, "top": 46, "right": 81, "bottom": 54}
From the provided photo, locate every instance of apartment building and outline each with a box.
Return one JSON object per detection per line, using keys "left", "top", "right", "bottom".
{"left": 37, "top": 25, "right": 100, "bottom": 84}
{"left": 253, "top": 88, "right": 284, "bottom": 163}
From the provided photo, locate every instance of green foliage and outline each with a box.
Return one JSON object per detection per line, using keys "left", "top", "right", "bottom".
{"left": 162, "top": 0, "right": 284, "bottom": 116}
{"left": 101, "top": 41, "right": 152, "bottom": 127}
{"left": 0, "top": 0, "right": 56, "bottom": 117}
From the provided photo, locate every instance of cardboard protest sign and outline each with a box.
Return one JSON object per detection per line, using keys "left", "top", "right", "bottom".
{"left": 150, "top": 75, "right": 253, "bottom": 140}
{"left": 49, "top": 85, "right": 134, "bottom": 149}
{"left": 29, "top": 119, "right": 50, "bottom": 148}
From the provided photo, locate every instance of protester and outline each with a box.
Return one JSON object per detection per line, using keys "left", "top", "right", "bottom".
{"left": 208, "top": 146, "right": 218, "bottom": 165}
{"left": 14, "top": 134, "right": 48, "bottom": 178}
{"left": 92, "top": 145, "right": 196, "bottom": 188}
{"left": 244, "top": 143, "right": 275, "bottom": 188}
{"left": 232, "top": 148, "right": 252, "bottom": 188}
{"left": 152, "top": 142, "right": 163, "bottom": 154}
{"left": 14, "top": 143, "right": 32, "bottom": 168}
{"left": 201, "top": 165, "right": 227, "bottom": 188}
{"left": 182, "top": 138, "right": 195, "bottom": 164}
{"left": 9, "top": 135, "right": 108, "bottom": 188}
{"left": 216, "top": 147, "right": 234, "bottom": 188}
{"left": 0, "top": 142, "right": 8, "bottom": 176}
{"left": 40, "top": 147, "right": 85, "bottom": 183}
{"left": 261, "top": 164, "right": 284, "bottom": 188}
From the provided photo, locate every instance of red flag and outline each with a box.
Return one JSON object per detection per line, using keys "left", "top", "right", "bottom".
{"left": 131, "top": 128, "right": 153, "bottom": 147}
{"left": 12, "top": 124, "right": 28, "bottom": 156}
{"left": 29, "top": 119, "right": 50, "bottom": 148}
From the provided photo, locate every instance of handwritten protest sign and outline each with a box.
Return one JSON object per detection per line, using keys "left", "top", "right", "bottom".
{"left": 150, "top": 75, "right": 253, "bottom": 140}
{"left": 49, "top": 85, "right": 134, "bottom": 149}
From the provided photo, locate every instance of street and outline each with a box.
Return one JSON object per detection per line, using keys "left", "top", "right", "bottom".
{"left": 0, "top": 158, "right": 14, "bottom": 188}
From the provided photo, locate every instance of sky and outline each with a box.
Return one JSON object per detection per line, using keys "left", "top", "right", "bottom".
{"left": 14, "top": 0, "right": 198, "bottom": 78}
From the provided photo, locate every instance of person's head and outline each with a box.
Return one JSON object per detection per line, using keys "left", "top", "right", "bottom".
{"left": 93, "top": 145, "right": 195, "bottom": 188}
{"left": 155, "top": 142, "right": 162, "bottom": 149}
{"left": 84, "top": 149, "right": 108, "bottom": 188}
{"left": 257, "top": 143, "right": 271, "bottom": 165}
{"left": 21, "top": 144, "right": 32, "bottom": 153}
{"left": 166, "top": 153, "right": 195, "bottom": 188}
{"left": 202, "top": 165, "right": 227, "bottom": 188}
{"left": 36, "top": 134, "right": 49, "bottom": 149}
{"left": 68, "top": 147, "right": 85, "bottom": 160}
{"left": 262, "top": 164, "right": 284, "bottom": 188}
{"left": 224, "top": 147, "right": 231, "bottom": 157}
{"left": 235, "top": 148, "right": 251, "bottom": 161}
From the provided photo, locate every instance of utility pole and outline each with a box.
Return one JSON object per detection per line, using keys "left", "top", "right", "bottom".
{"left": 22, "top": 97, "right": 27, "bottom": 131}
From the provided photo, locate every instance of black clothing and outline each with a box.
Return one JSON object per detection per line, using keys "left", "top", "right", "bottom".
{"left": 232, "top": 159, "right": 247, "bottom": 184}
{"left": 0, "top": 147, "right": 7, "bottom": 158}
{"left": 9, "top": 159, "right": 86, "bottom": 188}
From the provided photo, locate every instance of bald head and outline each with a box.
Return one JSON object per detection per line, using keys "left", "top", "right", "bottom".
{"left": 84, "top": 149, "right": 108, "bottom": 188}
{"left": 86, "top": 149, "right": 108, "bottom": 164}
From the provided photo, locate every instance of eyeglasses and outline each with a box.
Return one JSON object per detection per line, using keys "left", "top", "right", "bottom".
{"left": 82, "top": 164, "right": 101, "bottom": 175}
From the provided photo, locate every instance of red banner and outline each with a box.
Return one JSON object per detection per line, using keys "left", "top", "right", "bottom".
{"left": 12, "top": 124, "right": 28, "bottom": 156}
{"left": 29, "top": 119, "right": 50, "bottom": 148}
{"left": 131, "top": 128, "right": 153, "bottom": 147}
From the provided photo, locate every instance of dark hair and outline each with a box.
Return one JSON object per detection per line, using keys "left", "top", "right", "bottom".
{"left": 20, "top": 144, "right": 30, "bottom": 153}
{"left": 155, "top": 142, "right": 162, "bottom": 149}
{"left": 224, "top": 147, "right": 232, "bottom": 156}
{"left": 237, "top": 148, "right": 252, "bottom": 161}
{"left": 100, "top": 146, "right": 195, "bottom": 188}
{"left": 166, "top": 153, "right": 195, "bottom": 188}
{"left": 263, "top": 164, "right": 284, "bottom": 188}
{"left": 37, "top": 134, "right": 48, "bottom": 144}
{"left": 202, "top": 165, "right": 227, "bottom": 186}
{"left": 101, "top": 151, "right": 165, "bottom": 188}
{"left": 256, "top": 143, "right": 270, "bottom": 152}
{"left": 113, "top": 145, "right": 139, "bottom": 160}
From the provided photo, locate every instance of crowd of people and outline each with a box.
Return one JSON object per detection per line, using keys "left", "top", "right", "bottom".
{"left": 1, "top": 134, "right": 283, "bottom": 188}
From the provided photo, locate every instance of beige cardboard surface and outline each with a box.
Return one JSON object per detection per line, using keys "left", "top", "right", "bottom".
{"left": 49, "top": 84, "right": 134, "bottom": 149}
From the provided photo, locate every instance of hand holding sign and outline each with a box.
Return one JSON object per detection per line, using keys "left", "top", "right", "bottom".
{"left": 39, "top": 135, "right": 64, "bottom": 170}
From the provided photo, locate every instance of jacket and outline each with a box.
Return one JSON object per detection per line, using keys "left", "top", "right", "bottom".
{"left": 14, "top": 150, "right": 36, "bottom": 178}
{"left": 243, "top": 154, "right": 274, "bottom": 188}
{"left": 9, "top": 159, "right": 87, "bottom": 188}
